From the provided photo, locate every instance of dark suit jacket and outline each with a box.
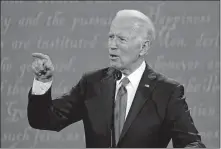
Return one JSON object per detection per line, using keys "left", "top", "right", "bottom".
{"left": 28, "top": 64, "right": 206, "bottom": 148}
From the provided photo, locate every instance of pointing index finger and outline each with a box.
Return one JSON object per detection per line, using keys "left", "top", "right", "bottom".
{"left": 32, "top": 53, "right": 48, "bottom": 59}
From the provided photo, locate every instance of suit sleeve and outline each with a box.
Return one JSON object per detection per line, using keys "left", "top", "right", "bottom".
{"left": 27, "top": 75, "right": 87, "bottom": 132}
{"left": 166, "top": 84, "right": 206, "bottom": 148}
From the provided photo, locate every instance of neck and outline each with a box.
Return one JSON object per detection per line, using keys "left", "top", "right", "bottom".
{"left": 121, "top": 58, "right": 144, "bottom": 76}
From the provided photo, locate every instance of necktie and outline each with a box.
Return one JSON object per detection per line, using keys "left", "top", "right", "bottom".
{"left": 114, "top": 77, "right": 130, "bottom": 144}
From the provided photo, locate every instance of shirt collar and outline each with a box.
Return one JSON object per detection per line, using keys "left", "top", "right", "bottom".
{"left": 117, "top": 61, "right": 146, "bottom": 88}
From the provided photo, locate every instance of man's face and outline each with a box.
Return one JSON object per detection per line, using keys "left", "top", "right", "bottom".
{"left": 108, "top": 16, "right": 144, "bottom": 71}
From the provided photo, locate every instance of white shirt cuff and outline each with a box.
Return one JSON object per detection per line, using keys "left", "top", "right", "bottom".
{"left": 32, "top": 78, "right": 53, "bottom": 95}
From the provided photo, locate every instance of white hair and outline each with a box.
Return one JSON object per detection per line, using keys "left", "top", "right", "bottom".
{"left": 116, "top": 9, "right": 156, "bottom": 44}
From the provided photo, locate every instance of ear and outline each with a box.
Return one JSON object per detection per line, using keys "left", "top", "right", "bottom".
{"left": 140, "top": 40, "right": 150, "bottom": 56}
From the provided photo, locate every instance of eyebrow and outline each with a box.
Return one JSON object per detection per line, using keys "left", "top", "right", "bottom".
{"left": 108, "top": 32, "right": 128, "bottom": 38}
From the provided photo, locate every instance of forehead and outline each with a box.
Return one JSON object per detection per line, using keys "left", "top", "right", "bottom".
{"left": 109, "top": 17, "right": 140, "bottom": 36}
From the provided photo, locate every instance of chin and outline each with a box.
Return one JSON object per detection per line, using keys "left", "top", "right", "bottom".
{"left": 110, "top": 62, "right": 122, "bottom": 70}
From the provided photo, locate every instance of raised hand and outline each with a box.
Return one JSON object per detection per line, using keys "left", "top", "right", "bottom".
{"left": 31, "top": 53, "right": 54, "bottom": 82}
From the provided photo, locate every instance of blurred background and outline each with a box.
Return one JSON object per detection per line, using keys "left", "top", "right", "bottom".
{"left": 1, "top": 1, "right": 219, "bottom": 148}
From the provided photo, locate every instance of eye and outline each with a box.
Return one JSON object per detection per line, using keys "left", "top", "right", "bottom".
{"left": 108, "top": 34, "right": 114, "bottom": 39}
{"left": 118, "top": 36, "right": 127, "bottom": 42}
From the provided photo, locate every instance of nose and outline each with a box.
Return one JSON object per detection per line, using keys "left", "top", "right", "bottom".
{"left": 108, "top": 37, "right": 117, "bottom": 51}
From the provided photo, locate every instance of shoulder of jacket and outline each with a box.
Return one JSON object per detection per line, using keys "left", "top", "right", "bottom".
{"left": 155, "top": 72, "right": 182, "bottom": 88}
{"left": 82, "top": 67, "right": 109, "bottom": 82}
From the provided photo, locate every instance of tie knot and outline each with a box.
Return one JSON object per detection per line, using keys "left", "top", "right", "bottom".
{"left": 121, "top": 77, "right": 130, "bottom": 87}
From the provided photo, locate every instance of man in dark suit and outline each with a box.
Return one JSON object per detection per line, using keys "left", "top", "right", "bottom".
{"left": 28, "top": 10, "right": 205, "bottom": 148}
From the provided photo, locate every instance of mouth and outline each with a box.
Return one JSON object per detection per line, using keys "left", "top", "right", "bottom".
{"left": 109, "top": 54, "right": 119, "bottom": 59}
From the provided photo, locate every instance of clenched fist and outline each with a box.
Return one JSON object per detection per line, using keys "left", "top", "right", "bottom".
{"left": 32, "top": 53, "right": 54, "bottom": 82}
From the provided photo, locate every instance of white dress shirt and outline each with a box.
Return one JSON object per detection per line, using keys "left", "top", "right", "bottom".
{"left": 115, "top": 61, "right": 146, "bottom": 120}
{"left": 32, "top": 61, "right": 146, "bottom": 119}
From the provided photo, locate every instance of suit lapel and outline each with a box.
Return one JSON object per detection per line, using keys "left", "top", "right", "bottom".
{"left": 118, "top": 63, "right": 158, "bottom": 144}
